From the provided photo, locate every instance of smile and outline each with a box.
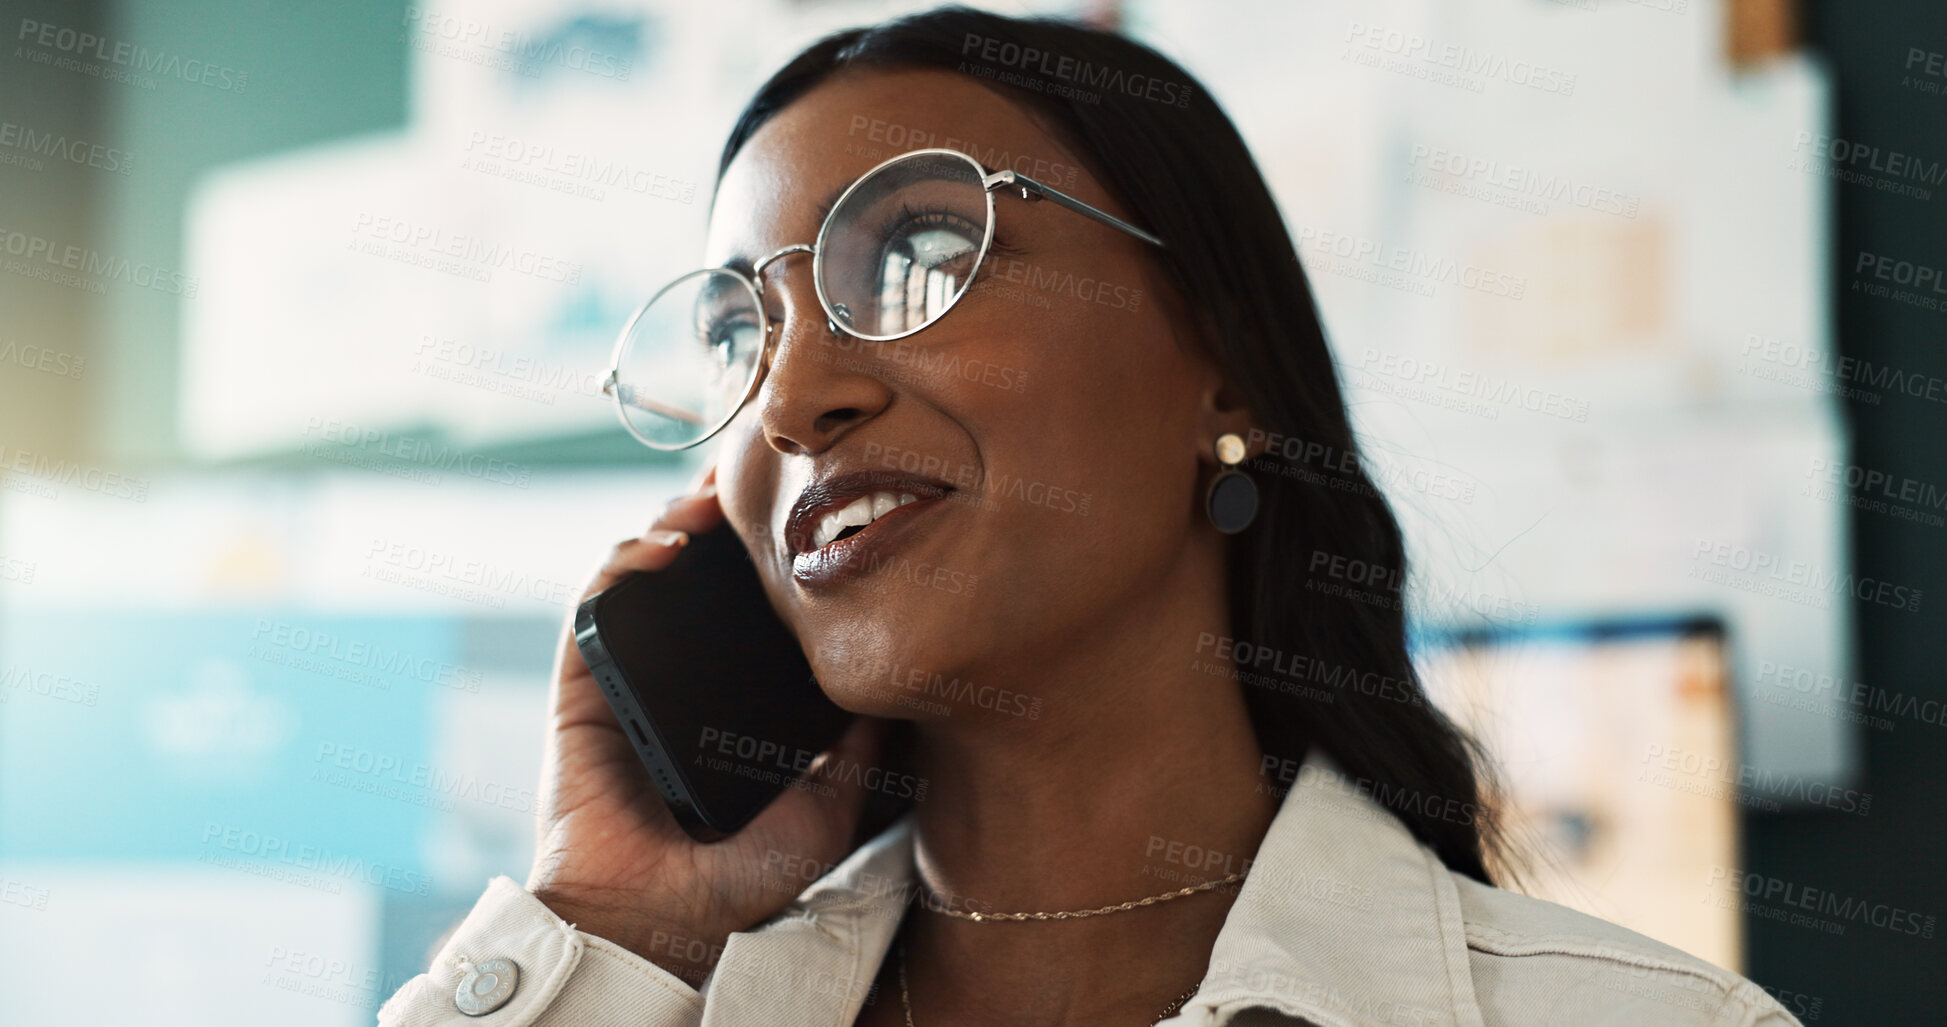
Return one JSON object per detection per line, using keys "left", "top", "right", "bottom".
{"left": 785, "top": 469, "right": 959, "bottom": 586}
{"left": 810, "top": 490, "right": 922, "bottom": 550}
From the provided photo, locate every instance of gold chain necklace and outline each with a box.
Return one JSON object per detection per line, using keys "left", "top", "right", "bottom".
{"left": 892, "top": 871, "right": 1244, "bottom": 1023}
{"left": 917, "top": 871, "right": 1247, "bottom": 922}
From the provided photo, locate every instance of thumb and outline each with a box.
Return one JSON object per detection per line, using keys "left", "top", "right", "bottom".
{"left": 806, "top": 715, "right": 886, "bottom": 810}
{"left": 751, "top": 716, "right": 886, "bottom": 849}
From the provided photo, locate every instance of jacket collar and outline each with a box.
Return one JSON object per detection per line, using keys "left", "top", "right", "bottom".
{"left": 703, "top": 750, "right": 1485, "bottom": 1027}
{"left": 1182, "top": 752, "right": 1485, "bottom": 1027}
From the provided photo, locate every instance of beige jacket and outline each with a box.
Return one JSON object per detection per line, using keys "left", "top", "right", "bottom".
{"left": 378, "top": 751, "right": 1803, "bottom": 1026}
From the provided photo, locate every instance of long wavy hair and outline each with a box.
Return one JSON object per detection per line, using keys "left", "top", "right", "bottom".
{"left": 719, "top": 6, "right": 1506, "bottom": 883}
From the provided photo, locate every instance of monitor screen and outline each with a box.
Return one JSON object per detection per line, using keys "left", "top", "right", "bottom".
{"left": 1418, "top": 616, "right": 1740, "bottom": 971}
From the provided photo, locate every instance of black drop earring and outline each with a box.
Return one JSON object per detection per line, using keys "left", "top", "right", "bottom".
{"left": 1204, "top": 432, "right": 1258, "bottom": 534}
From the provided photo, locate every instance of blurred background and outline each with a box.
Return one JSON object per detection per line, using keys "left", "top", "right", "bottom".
{"left": 0, "top": 0, "right": 1941, "bottom": 1021}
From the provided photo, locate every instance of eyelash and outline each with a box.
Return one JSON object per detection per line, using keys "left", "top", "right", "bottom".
{"left": 693, "top": 199, "right": 1031, "bottom": 337}
{"left": 877, "top": 202, "right": 1025, "bottom": 261}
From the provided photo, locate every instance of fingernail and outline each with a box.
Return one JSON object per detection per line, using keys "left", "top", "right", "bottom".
{"left": 649, "top": 529, "right": 689, "bottom": 548}
{"left": 693, "top": 482, "right": 717, "bottom": 501}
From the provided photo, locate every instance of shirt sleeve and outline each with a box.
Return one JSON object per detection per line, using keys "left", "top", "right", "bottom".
{"left": 377, "top": 876, "right": 704, "bottom": 1027}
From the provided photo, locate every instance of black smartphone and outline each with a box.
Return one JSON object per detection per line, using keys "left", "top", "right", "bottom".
{"left": 574, "top": 520, "right": 855, "bottom": 841}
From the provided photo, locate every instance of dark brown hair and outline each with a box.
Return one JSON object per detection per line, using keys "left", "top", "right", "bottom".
{"left": 721, "top": 6, "right": 1504, "bottom": 882}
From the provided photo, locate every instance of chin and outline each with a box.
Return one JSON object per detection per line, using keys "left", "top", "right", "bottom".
{"left": 801, "top": 607, "right": 973, "bottom": 721}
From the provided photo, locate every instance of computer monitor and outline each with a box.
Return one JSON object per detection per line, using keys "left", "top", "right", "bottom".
{"left": 1417, "top": 616, "right": 1740, "bottom": 971}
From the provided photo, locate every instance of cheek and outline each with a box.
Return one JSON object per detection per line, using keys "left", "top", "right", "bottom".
{"left": 1030, "top": 325, "right": 1185, "bottom": 478}
{"left": 1079, "top": 369, "right": 1199, "bottom": 551}
{"left": 715, "top": 429, "right": 778, "bottom": 560}
{"left": 958, "top": 357, "right": 1189, "bottom": 585}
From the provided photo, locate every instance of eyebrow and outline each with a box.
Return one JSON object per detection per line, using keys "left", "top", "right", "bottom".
{"left": 813, "top": 180, "right": 848, "bottom": 224}
{"left": 722, "top": 178, "right": 886, "bottom": 274}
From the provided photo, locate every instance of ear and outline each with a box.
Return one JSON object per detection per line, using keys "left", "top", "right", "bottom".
{"left": 1159, "top": 281, "right": 1261, "bottom": 466}
{"left": 1195, "top": 362, "right": 1260, "bottom": 467}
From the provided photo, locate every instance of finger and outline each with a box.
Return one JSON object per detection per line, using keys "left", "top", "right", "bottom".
{"left": 558, "top": 528, "right": 697, "bottom": 683}
{"left": 596, "top": 490, "right": 725, "bottom": 586}
{"left": 579, "top": 531, "right": 686, "bottom": 602}
{"left": 685, "top": 462, "right": 719, "bottom": 493}
{"left": 561, "top": 487, "right": 726, "bottom": 675}
{"left": 652, "top": 483, "right": 723, "bottom": 537}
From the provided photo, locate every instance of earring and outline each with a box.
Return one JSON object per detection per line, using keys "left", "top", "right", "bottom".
{"left": 1205, "top": 432, "right": 1258, "bottom": 534}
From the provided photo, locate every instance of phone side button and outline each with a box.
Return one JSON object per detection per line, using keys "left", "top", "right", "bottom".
{"left": 574, "top": 615, "right": 609, "bottom": 666}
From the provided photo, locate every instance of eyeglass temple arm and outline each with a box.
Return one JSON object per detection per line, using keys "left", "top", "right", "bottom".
{"left": 983, "top": 169, "right": 1165, "bottom": 248}
{"left": 602, "top": 370, "right": 709, "bottom": 425}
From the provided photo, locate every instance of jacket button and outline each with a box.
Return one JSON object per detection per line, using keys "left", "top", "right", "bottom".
{"left": 454, "top": 958, "right": 519, "bottom": 1016}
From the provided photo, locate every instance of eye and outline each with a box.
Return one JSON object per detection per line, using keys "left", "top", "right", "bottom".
{"left": 694, "top": 310, "right": 762, "bottom": 380}
{"left": 871, "top": 206, "right": 986, "bottom": 331}
{"left": 883, "top": 209, "right": 983, "bottom": 279}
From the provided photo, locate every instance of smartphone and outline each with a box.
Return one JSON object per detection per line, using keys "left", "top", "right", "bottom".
{"left": 574, "top": 520, "right": 855, "bottom": 841}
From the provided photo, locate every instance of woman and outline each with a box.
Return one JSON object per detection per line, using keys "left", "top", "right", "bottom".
{"left": 380, "top": 8, "right": 1800, "bottom": 1026}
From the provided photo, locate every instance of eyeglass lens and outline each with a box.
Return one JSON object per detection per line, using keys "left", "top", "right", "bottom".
{"left": 816, "top": 151, "right": 991, "bottom": 338}
{"left": 612, "top": 268, "right": 767, "bottom": 448}
{"left": 611, "top": 152, "right": 992, "bottom": 447}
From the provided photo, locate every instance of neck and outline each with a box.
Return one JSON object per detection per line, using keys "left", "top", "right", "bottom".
{"left": 896, "top": 550, "right": 1281, "bottom": 1026}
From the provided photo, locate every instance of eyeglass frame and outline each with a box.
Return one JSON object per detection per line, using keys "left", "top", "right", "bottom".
{"left": 600, "top": 147, "right": 1167, "bottom": 451}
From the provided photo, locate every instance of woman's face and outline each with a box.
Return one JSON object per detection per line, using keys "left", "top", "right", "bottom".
{"left": 708, "top": 68, "right": 1226, "bottom": 718}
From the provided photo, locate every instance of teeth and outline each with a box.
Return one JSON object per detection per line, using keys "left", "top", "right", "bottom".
{"left": 809, "top": 491, "right": 921, "bottom": 550}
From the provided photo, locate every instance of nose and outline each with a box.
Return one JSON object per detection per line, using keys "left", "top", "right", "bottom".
{"left": 750, "top": 251, "right": 893, "bottom": 457}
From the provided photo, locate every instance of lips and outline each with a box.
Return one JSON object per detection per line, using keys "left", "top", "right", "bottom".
{"left": 785, "top": 469, "right": 955, "bottom": 559}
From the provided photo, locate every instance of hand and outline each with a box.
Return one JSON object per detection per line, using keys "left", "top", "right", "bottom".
{"left": 523, "top": 466, "right": 884, "bottom": 985}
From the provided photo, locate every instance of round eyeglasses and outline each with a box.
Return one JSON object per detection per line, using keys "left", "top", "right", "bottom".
{"left": 601, "top": 148, "right": 1165, "bottom": 450}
